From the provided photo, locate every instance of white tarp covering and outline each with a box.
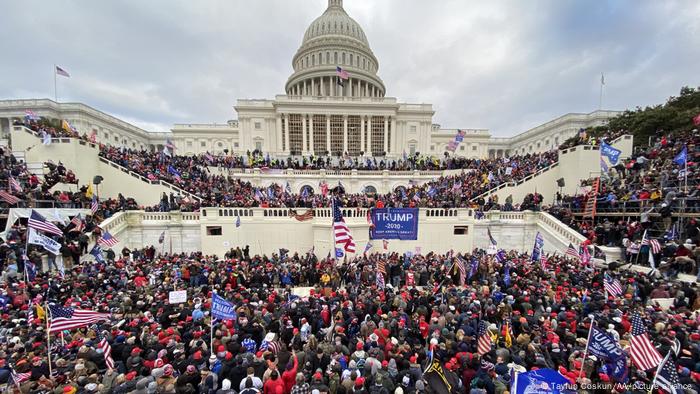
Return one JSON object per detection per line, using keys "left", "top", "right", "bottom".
{"left": 4, "top": 208, "right": 90, "bottom": 234}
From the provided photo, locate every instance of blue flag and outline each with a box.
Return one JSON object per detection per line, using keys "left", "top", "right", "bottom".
{"left": 90, "top": 244, "right": 105, "bottom": 264}
{"left": 503, "top": 263, "right": 511, "bottom": 287}
{"left": 211, "top": 293, "right": 237, "bottom": 321}
{"left": 587, "top": 325, "right": 628, "bottom": 382}
{"left": 674, "top": 146, "right": 687, "bottom": 166}
{"left": 495, "top": 249, "right": 506, "bottom": 263}
{"left": 531, "top": 232, "right": 544, "bottom": 262}
{"left": 335, "top": 248, "right": 344, "bottom": 258}
{"left": 511, "top": 368, "right": 575, "bottom": 394}
{"left": 236, "top": 215, "right": 241, "bottom": 228}
{"left": 468, "top": 256, "right": 479, "bottom": 279}
{"left": 600, "top": 142, "right": 622, "bottom": 165}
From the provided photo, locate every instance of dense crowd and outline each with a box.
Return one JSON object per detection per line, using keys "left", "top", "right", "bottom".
{"left": 98, "top": 144, "right": 558, "bottom": 209}
{"left": 2, "top": 236, "right": 700, "bottom": 394}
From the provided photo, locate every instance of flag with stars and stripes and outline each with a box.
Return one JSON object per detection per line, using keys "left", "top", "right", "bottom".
{"left": 642, "top": 237, "right": 662, "bottom": 255}
{"left": 477, "top": 321, "right": 492, "bottom": 355}
{"left": 604, "top": 274, "right": 623, "bottom": 297}
{"left": 0, "top": 190, "right": 20, "bottom": 204}
{"left": 630, "top": 312, "right": 663, "bottom": 371}
{"left": 652, "top": 351, "right": 681, "bottom": 394}
{"left": 9, "top": 177, "right": 22, "bottom": 192}
{"left": 48, "top": 304, "right": 111, "bottom": 333}
{"left": 457, "top": 257, "right": 466, "bottom": 286}
{"left": 376, "top": 272, "right": 385, "bottom": 290}
{"left": 565, "top": 243, "right": 580, "bottom": 260}
{"left": 28, "top": 210, "right": 63, "bottom": 236}
{"left": 11, "top": 369, "right": 31, "bottom": 386}
{"left": 332, "top": 200, "right": 356, "bottom": 253}
{"left": 99, "top": 335, "right": 115, "bottom": 370}
{"left": 97, "top": 231, "right": 119, "bottom": 247}
{"left": 90, "top": 196, "right": 99, "bottom": 214}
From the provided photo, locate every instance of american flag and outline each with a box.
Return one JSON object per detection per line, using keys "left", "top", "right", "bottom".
{"left": 27, "top": 303, "right": 35, "bottom": 324}
{"left": 565, "top": 243, "right": 580, "bottom": 260}
{"left": 24, "top": 109, "right": 40, "bottom": 120}
{"left": 28, "top": 210, "right": 63, "bottom": 236}
{"left": 48, "top": 304, "right": 110, "bottom": 333}
{"left": 91, "top": 196, "right": 99, "bottom": 214}
{"left": 376, "top": 272, "right": 385, "bottom": 289}
{"left": 55, "top": 65, "right": 70, "bottom": 77}
{"left": 99, "top": 336, "right": 115, "bottom": 370}
{"left": 0, "top": 190, "right": 20, "bottom": 204}
{"left": 642, "top": 233, "right": 662, "bottom": 254}
{"left": 630, "top": 312, "right": 663, "bottom": 371}
{"left": 457, "top": 258, "right": 466, "bottom": 286}
{"left": 11, "top": 369, "right": 31, "bottom": 386}
{"left": 69, "top": 213, "right": 84, "bottom": 233}
{"left": 377, "top": 260, "right": 386, "bottom": 275}
{"left": 9, "top": 177, "right": 22, "bottom": 192}
{"left": 336, "top": 66, "right": 349, "bottom": 80}
{"left": 98, "top": 231, "right": 119, "bottom": 247}
{"left": 580, "top": 245, "right": 591, "bottom": 264}
{"left": 477, "top": 321, "right": 492, "bottom": 355}
{"left": 332, "top": 200, "right": 355, "bottom": 253}
{"left": 604, "top": 273, "right": 623, "bottom": 297}
{"left": 653, "top": 351, "right": 681, "bottom": 394}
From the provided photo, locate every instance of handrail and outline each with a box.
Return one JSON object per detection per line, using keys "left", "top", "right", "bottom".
{"left": 17, "top": 126, "right": 202, "bottom": 202}
{"left": 470, "top": 162, "right": 559, "bottom": 202}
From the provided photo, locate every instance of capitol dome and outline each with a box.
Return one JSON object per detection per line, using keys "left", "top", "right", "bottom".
{"left": 285, "top": 0, "right": 386, "bottom": 98}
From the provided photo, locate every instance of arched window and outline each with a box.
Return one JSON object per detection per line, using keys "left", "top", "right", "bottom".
{"left": 334, "top": 52, "right": 338, "bottom": 63}
{"left": 300, "top": 185, "right": 315, "bottom": 196}
{"left": 349, "top": 53, "right": 353, "bottom": 65}
{"left": 312, "top": 54, "right": 315, "bottom": 65}
{"left": 363, "top": 185, "right": 377, "bottom": 194}
{"left": 342, "top": 52, "right": 346, "bottom": 64}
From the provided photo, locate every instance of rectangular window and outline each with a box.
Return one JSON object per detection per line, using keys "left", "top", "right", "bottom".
{"left": 254, "top": 122, "right": 261, "bottom": 130}
{"left": 371, "top": 116, "right": 385, "bottom": 156}
{"left": 431, "top": 145, "right": 435, "bottom": 151}
{"left": 313, "top": 114, "right": 327, "bottom": 155}
{"left": 453, "top": 226, "right": 468, "bottom": 235}
{"left": 234, "top": 142, "right": 239, "bottom": 148}
{"left": 409, "top": 144, "right": 416, "bottom": 155}
{"left": 472, "top": 145, "right": 477, "bottom": 151}
{"left": 281, "top": 117, "right": 286, "bottom": 151}
{"left": 186, "top": 141, "right": 193, "bottom": 147}
{"left": 410, "top": 125, "right": 417, "bottom": 133}
{"left": 288, "top": 114, "right": 303, "bottom": 155}
{"left": 255, "top": 141, "right": 262, "bottom": 151}
{"left": 330, "top": 115, "right": 344, "bottom": 155}
{"left": 201, "top": 141, "right": 206, "bottom": 147}
{"left": 347, "top": 115, "right": 361, "bottom": 156}
{"left": 206, "top": 226, "right": 222, "bottom": 236}
{"left": 460, "top": 145, "right": 465, "bottom": 151}
{"left": 305, "top": 115, "right": 310, "bottom": 151}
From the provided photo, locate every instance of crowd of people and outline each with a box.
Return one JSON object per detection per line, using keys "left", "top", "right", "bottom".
{"left": 2, "top": 235, "right": 700, "bottom": 394}
{"left": 98, "top": 143, "right": 558, "bottom": 210}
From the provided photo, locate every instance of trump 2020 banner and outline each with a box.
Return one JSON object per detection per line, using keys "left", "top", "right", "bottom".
{"left": 370, "top": 208, "right": 419, "bottom": 240}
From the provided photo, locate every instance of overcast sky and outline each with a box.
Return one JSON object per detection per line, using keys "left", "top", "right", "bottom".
{"left": 1, "top": 0, "right": 699, "bottom": 136}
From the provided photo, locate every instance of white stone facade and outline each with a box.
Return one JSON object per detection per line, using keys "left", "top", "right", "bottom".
{"left": 0, "top": 0, "right": 621, "bottom": 159}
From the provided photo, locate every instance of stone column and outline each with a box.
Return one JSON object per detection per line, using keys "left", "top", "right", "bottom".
{"left": 360, "top": 117, "right": 365, "bottom": 153}
{"left": 390, "top": 117, "right": 396, "bottom": 155}
{"left": 302, "top": 114, "right": 308, "bottom": 154}
{"left": 383, "top": 117, "right": 388, "bottom": 155}
{"left": 311, "top": 78, "right": 316, "bottom": 96}
{"left": 309, "top": 115, "right": 315, "bottom": 153}
{"left": 283, "top": 114, "right": 290, "bottom": 154}
{"left": 367, "top": 116, "right": 372, "bottom": 155}
{"left": 326, "top": 115, "right": 331, "bottom": 154}
{"left": 276, "top": 114, "right": 282, "bottom": 154}
{"left": 343, "top": 115, "right": 348, "bottom": 154}
{"left": 303, "top": 80, "right": 307, "bottom": 96}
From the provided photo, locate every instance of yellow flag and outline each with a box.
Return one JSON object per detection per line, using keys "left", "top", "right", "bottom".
{"left": 61, "top": 120, "right": 70, "bottom": 131}
{"left": 504, "top": 321, "right": 513, "bottom": 348}
{"left": 36, "top": 304, "right": 45, "bottom": 321}
{"left": 86, "top": 184, "right": 94, "bottom": 199}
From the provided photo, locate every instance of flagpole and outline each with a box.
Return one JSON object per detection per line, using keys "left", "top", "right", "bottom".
{"left": 578, "top": 317, "right": 595, "bottom": 381}
{"left": 634, "top": 230, "right": 646, "bottom": 267}
{"left": 599, "top": 73, "right": 604, "bottom": 110}
{"left": 53, "top": 65, "right": 57, "bottom": 102}
{"left": 650, "top": 351, "right": 670, "bottom": 393}
{"left": 45, "top": 302, "right": 53, "bottom": 377}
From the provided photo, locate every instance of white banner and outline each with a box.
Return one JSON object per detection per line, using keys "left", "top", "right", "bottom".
{"left": 168, "top": 290, "right": 187, "bottom": 304}
{"left": 28, "top": 228, "right": 61, "bottom": 255}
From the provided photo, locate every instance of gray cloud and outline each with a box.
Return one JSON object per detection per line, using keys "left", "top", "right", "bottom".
{"left": 1, "top": 0, "right": 698, "bottom": 136}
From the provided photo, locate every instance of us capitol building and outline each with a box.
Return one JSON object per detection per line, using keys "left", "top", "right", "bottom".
{"left": 0, "top": 0, "right": 619, "bottom": 159}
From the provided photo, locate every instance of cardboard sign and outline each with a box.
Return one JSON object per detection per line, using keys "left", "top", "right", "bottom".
{"left": 168, "top": 290, "right": 187, "bottom": 304}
